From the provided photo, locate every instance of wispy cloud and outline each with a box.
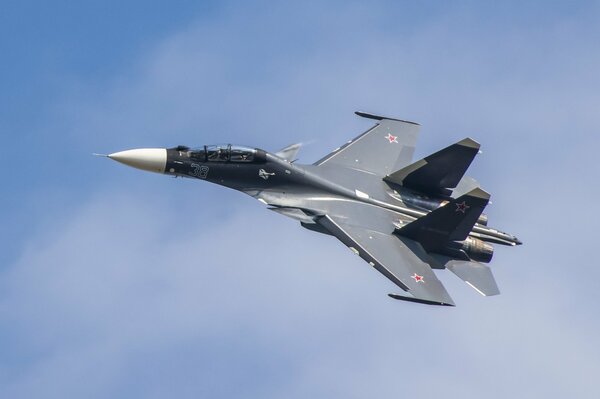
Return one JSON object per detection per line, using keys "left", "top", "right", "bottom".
{"left": 2, "top": 2, "right": 600, "bottom": 398}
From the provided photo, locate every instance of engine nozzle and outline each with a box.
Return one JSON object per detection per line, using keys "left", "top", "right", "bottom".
{"left": 461, "top": 237, "right": 494, "bottom": 263}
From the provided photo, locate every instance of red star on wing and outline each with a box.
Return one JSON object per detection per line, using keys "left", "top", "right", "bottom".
{"left": 455, "top": 201, "right": 470, "bottom": 214}
{"left": 411, "top": 273, "right": 424, "bottom": 283}
{"left": 385, "top": 133, "right": 398, "bottom": 144}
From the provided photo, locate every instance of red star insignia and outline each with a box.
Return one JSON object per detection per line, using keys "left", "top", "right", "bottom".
{"left": 455, "top": 201, "right": 470, "bottom": 214}
{"left": 385, "top": 133, "right": 398, "bottom": 143}
{"left": 411, "top": 273, "right": 424, "bottom": 283}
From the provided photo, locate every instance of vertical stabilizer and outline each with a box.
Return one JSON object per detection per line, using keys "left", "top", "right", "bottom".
{"left": 384, "top": 138, "right": 480, "bottom": 195}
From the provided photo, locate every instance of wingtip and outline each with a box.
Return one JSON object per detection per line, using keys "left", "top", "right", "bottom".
{"left": 355, "top": 111, "right": 420, "bottom": 125}
{"left": 388, "top": 293, "right": 455, "bottom": 306}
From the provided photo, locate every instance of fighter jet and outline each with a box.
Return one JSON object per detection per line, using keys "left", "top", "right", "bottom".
{"left": 102, "top": 111, "right": 521, "bottom": 306}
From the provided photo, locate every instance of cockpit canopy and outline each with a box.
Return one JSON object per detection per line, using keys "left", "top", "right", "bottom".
{"left": 188, "top": 145, "right": 258, "bottom": 163}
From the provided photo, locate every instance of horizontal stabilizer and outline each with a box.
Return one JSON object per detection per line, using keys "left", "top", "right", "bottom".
{"left": 275, "top": 143, "right": 302, "bottom": 162}
{"left": 384, "top": 138, "right": 480, "bottom": 194}
{"left": 446, "top": 260, "right": 500, "bottom": 296}
{"left": 395, "top": 187, "right": 490, "bottom": 252}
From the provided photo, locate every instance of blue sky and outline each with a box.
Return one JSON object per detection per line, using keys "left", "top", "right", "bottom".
{"left": 1, "top": 1, "right": 599, "bottom": 398}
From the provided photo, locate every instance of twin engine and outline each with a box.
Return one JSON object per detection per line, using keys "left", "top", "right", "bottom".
{"left": 439, "top": 237, "right": 494, "bottom": 263}
{"left": 460, "top": 236, "right": 494, "bottom": 263}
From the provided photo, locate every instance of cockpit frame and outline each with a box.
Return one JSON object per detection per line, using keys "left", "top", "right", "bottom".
{"left": 188, "top": 144, "right": 259, "bottom": 163}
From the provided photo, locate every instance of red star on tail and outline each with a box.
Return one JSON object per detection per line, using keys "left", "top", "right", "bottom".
{"left": 455, "top": 201, "right": 470, "bottom": 214}
{"left": 411, "top": 273, "right": 424, "bottom": 283}
{"left": 385, "top": 133, "right": 398, "bottom": 143}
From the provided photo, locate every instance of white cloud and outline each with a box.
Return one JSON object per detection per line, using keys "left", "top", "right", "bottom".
{"left": 3, "top": 187, "right": 599, "bottom": 398}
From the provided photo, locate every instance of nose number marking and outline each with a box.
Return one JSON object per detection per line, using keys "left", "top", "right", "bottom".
{"left": 190, "top": 163, "right": 209, "bottom": 179}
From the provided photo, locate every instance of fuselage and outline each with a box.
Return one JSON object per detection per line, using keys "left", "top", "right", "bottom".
{"left": 106, "top": 145, "right": 520, "bottom": 247}
{"left": 143, "top": 144, "right": 519, "bottom": 247}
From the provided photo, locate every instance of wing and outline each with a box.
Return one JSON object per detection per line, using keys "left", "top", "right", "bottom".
{"left": 314, "top": 112, "right": 420, "bottom": 176}
{"left": 317, "top": 215, "right": 455, "bottom": 306}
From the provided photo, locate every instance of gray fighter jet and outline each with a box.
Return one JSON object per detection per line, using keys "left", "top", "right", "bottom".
{"left": 102, "top": 112, "right": 521, "bottom": 306}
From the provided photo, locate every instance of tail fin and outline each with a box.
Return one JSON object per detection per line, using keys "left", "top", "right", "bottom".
{"left": 395, "top": 188, "right": 490, "bottom": 252}
{"left": 384, "top": 138, "right": 480, "bottom": 195}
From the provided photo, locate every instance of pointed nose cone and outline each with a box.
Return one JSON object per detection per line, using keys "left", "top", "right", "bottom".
{"left": 108, "top": 148, "right": 167, "bottom": 174}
